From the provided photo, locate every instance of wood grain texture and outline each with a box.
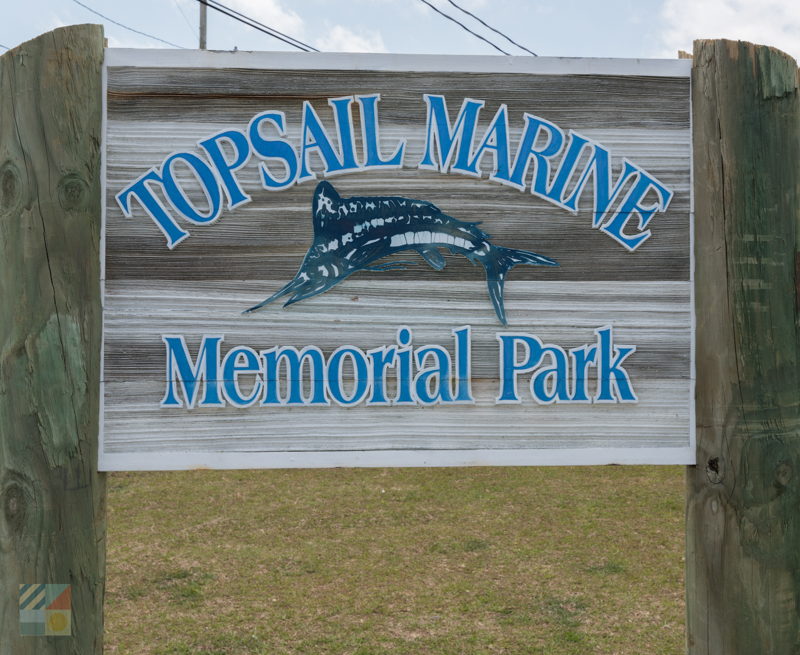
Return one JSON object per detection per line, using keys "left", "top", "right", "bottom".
{"left": 105, "top": 121, "right": 691, "bottom": 282}
{"left": 0, "top": 25, "right": 105, "bottom": 654}
{"left": 101, "top": 280, "right": 692, "bottom": 457}
{"left": 103, "top": 54, "right": 693, "bottom": 469}
{"left": 105, "top": 65, "right": 691, "bottom": 283}
{"left": 106, "top": 67, "right": 690, "bottom": 128}
{"left": 687, "top": 40, "right": 800, "bottom": 655}
{"left": 103, "top": 377, "right": 690, "bottom": 451}
{"left": 102, "top": 280, "right": 691, "bottom": 380}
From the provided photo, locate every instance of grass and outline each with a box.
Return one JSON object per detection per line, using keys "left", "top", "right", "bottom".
{"left": 105, "top": 466, "right": 685, "bottom": 654}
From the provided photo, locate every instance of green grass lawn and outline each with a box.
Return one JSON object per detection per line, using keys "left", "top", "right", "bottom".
{"left": 105, "top": 466, "right": 685, "bottom": 654}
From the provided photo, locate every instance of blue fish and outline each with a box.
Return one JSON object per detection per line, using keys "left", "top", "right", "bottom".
{"left": 245, "top": 181, "right": 558, "bottom": 325}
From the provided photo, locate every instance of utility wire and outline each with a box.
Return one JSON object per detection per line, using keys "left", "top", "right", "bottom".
{"left": 202, "top": 0, "right": 318, "bottom": 51}
{"left": 198, "top": 0, "right": 307, "bottom": 51}
{"left": 444, "top": 0, "right": 537, "bottom": 55}
{"left": 0, "top": 43, "right": 9, "bottom": 51}
{"left": 71, "top": 0, "right": 186, "bottom": 48}
{"left": 197, "top": 0, "right": 319, "bottom": 52}
{"left": 172, "top": 0, "right": 198, "bottom": 40}
{"left": 417, "top": 0, "right": 509, "bottom": 55}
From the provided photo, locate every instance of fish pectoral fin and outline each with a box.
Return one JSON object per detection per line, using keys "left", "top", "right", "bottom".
{"left": 418, "top": 246, "right": 446, "bottom": 271}
{"left": 365, "top": 260, "right": 416, "bottom": 272}
{"left": 243, "top": 279, "right": 303, "bottom": 314}
{"left": 283, "top": 279, "right": 340, "bottom": 306}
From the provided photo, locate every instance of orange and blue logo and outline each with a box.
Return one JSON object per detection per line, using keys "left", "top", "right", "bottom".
{"left": 19, "top": 584, "right": 71, "bottom": 636}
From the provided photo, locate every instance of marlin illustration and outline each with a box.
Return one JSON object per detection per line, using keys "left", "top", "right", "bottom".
{"left": 245, "top": 181, "right": 558, "bottom": 325}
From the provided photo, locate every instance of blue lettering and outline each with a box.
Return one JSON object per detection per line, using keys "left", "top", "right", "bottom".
{"left": 542, "top": 131, "right": 591, "bottom": 206}
{"left": 595, "top": 326, "right": 637, "bottom": 402}
{"left": 563, "top": 145, "right": 638, "bottom": 227}
{"left": 600, "top": 172, "right": 673, "bottom": 251}
{"left": 199, "top": 129, "right": 252, "bottom": 209}
{"left": 327, "top": 347, "right": 369, "bottom": 405}
{"left": 329, "top": 96, "right": 360, "bottom": 170}
{"left": 414, "top": 346, "right": 453, "bottom": 404}
{"left": 498, "top": 329, "right": 636, "bottom": 404}
{"left": 368, "top": 346, "right": 396, "bottom": 405}
{"left": 262, "top": 347, "right": 326, "bottom": 405}
{"left": 509, "top": 114, "right": 564, "bottom": 195}
{"left": 221, "top": 346, "right": 263, "bottom": 407}
{"left": 418, "top": 95, "right": 484, "bottom": 173}
{"left": 117, "top": 96, "right": 675, "bottom": 252}
{"left": 298, "top": 101, "right": 346, "bottom": 182}
{"left": 161, "top": 152, "right": 222, "bottom": 224}
{"left": 569, "top": 344, "right": 597, "bottom": 402}
{"left": 531, "top": 346, "right": 570, "bottom": 403}
{"left": 395, "top": 327, "right": 415, "bottom": 404}
{"left": 161, "top": 335, "right": 224, "bottom": 408}
{"left": 357, "top": 94, "right": 405, "bottom": 168}
{"left": 464, "top": 104, "right": 510, "bottom": 181}
{"left": 248, "top": 111, "right": 299, "bottom": 190}
{"left": 496, "top": 334, "right": 544, "bottom": 403}
{"left": 116, "top": 169, "right": 188, "bottom": 248}
{"left": 452, "top": 326, "right": 474, "bottom": 403}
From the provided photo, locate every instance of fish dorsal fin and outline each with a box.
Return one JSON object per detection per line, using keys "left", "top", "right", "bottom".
{"left": 312, "top": 181, "right": 342, "bottom": 234}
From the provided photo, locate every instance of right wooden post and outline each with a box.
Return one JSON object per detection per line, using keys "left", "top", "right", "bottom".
{"left": 687, "top": 40, "right": 800, "bottom": 654}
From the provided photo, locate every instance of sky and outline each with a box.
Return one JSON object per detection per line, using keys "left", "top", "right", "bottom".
{"left": 1, "top": 0, "right": 798, "bottom": 62}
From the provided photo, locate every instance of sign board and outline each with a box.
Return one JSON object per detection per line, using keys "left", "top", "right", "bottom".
{"left": 101, "top": 49, "right": 694, "bottom": 470}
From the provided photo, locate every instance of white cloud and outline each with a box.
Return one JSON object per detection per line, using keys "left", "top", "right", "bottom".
{"left": 658, "top": 0, "right": 800, "bottom": 61}
{"left": 105, "top": 34, "right": 164, "bottom": 49}
{"left": 45, "top": 12, "right": 160, "bottom": 49}
{"left": 47, "top": 14, "right": 68, "bottom": 30}
{"left": 224, "top": 0, "right": 305, "bottom": 36}
{"left": 316, "top": 25, "right": 387, "bottom": 53}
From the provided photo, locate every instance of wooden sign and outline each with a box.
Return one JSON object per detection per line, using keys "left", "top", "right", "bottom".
{"left": 101, "top": 49, "right": 693, "bottom": 470}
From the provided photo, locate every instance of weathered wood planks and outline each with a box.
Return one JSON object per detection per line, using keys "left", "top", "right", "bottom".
{"left": 687, "top": 40, "right": 800, "bottom": 655}
{"left": 0, "top": 25, "right": 105, "bottom": 654}
{"left": 104, "top": 65, "right": 692, "bottom": 283}
{"left": 102, "top": 51, "right": 693, "bottom": 469}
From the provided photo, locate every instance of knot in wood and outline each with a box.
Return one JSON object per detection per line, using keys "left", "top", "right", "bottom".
{"left": 775, "top": 461, "right": 793, "bottom": 488}
{"left": 58, "top": 173, "right": 89, "bottom": 211}
{"left": 2, "top": 480, "right": 28, "bottom": 533}
{"left": 706, "top": 456, "right": 724, "bottom": 484}
{"left": 0, "top": 161, "right": 22, "bottom": 214}
{"left": 1, "top": 471, "right": 38, "bottom": 544}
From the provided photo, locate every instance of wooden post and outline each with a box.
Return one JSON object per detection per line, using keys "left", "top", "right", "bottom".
{"left": 0, "top": 24, "right": 105, "bottom": 653}
{"left": 688, "top": 40, "right": 800, "bottom": 654}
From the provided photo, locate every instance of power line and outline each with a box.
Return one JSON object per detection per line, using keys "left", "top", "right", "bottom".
{"left": 172, "top": 0, "right": 198, "bottom": 40}
{"left": 417, "top": 0, "right": 509, "bottom": 55}
{"left": 197, "top": 0, "right": 319, "bottom": 52}
{"left": 202, "top": 0, "right": 318, "bottom": 52}
{"left": 71, "top": 0, "right": 186, "bottom": 48}
{"left": 198, "top": 0, "right": 308, "bottom": 51}
{"left": 0, "top": 43, "right": 9, "bottom": 51}
{"left": 444, "top": 0, "right": 537, "bottom": 56}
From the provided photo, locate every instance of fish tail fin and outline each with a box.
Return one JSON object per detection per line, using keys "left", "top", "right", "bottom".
{"left": 482, "top": 246, "right": 558, "bottom": 325}
{"left": 483, "top": 264, "right": 509, "bottom": 326}
{"left": 495, "top": 245, "right": 559, "bottom": 269}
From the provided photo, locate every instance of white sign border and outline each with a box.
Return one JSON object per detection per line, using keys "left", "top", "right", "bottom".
{"left": 99, "top": 48, "right": 695, "bottom": 471}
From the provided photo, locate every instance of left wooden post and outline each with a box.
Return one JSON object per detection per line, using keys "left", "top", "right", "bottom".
{"left": 0, "top": 24, "right": 106, "bottom": 653}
